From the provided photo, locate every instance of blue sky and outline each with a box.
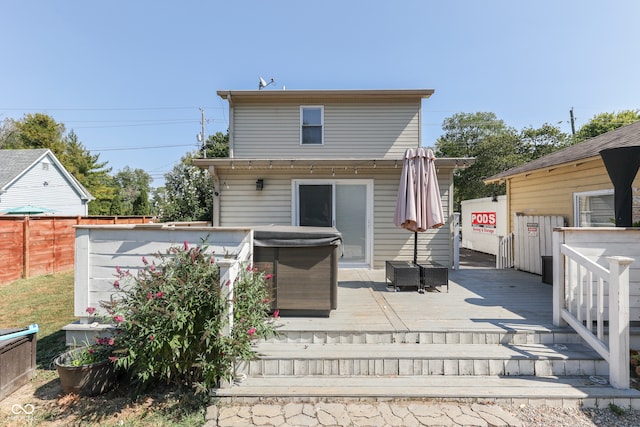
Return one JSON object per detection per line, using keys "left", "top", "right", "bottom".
{"left": 2, "top": 1, "right": 638, "bottom": 187}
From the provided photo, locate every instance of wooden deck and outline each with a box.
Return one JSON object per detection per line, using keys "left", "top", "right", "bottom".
{"left": 275, "top": 267, "right": 556, "bottom": 334}
{"left": 216, "top": 265, "right": 640, "bottom": 408}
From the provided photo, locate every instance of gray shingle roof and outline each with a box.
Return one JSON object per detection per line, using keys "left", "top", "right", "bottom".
{"left": 486, "top": 120, "right": 640, "bottom": 182}
{"left": 0, "top": 148, "right": 50, "bottom": 189}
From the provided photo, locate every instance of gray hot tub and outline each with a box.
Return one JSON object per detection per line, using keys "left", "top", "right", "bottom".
{"left": 253, "top": 226, "right": 342, "bottom": 317}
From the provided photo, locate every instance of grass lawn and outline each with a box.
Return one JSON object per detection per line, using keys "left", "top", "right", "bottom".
{"left": 0, "top": 272, "right": 208, "bottom": 426}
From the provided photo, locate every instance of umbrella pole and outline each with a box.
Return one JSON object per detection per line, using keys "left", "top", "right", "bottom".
{"left": 413, "top": 231, "right": 418, "bottom": 265}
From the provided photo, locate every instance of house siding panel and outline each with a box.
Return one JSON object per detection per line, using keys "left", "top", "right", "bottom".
{"left": 506, "top": 158, "right": 630, "bottom": 230}
{"left": 232, "top": 102, "right": 421, "bottom": 160}
{"left": 0, "top": 157, "right": 87, "bottom": 216}
{"left": 217, "top": 168, "right": 453, "bottom": 269}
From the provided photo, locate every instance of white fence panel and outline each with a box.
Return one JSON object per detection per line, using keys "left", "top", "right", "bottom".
{"left": 514, "top": 214, "right": 564, "bottom": 275}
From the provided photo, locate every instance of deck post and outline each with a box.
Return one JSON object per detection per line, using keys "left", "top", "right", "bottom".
{"left": 552, "top": 229, "right": 566, "bottom": 326}
{"left": 607, "top": 256, "right": 634, "bottom": 389}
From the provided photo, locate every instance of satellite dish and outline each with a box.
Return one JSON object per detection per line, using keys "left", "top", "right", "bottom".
{"left": 258, "top": 76, "right": 275, "bottom": 90}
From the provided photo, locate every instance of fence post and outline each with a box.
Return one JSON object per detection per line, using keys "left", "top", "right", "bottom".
{"left": 608, "top": 256, "right": 634, "bottom": 389}
{"left": 552, "top": 229, "right": 566, "bottom": 327}
{"left": 452, "top": 213, "right": 460, "bottom": 270}
{"left": 22, "top": 216, "right": 30, "bottom": 279}
{"left": 216, "top": 258, "right": 239, "bottom": 389}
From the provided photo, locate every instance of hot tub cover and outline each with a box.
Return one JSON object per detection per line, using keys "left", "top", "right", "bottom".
{"left": 253, "top": 226, "right": 342, "bottom": 248}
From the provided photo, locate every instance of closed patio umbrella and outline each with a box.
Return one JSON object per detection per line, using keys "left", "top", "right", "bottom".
{"left": 393, "top": 147, "right": 444, "bottom": 264}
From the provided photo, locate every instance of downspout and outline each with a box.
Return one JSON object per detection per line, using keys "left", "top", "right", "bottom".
{"left": 209, "top": 165, "right": 221, "bottom": 227}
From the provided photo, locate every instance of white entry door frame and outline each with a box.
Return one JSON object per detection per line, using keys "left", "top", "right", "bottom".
{"left": 292, "top": 179, "right": 373, "bottom": 268}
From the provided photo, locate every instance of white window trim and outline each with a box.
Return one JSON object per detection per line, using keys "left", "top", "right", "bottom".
{"left": 573, "top": 188, "right": 614, "bottom": 227}
{"left": 300, "top": 105, "right": 324, "bottom": 146}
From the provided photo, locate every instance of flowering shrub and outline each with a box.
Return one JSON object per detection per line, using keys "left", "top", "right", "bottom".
{"left": 103, "top": 241, "right": 278, "bottom": 392}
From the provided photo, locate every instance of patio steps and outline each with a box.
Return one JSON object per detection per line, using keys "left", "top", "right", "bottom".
{"left": 212, "top": 329, "right": 640, "bottom": 408}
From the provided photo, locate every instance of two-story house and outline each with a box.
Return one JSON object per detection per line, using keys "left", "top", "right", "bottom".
{"left": 194, "top": 89, "right": 466, "bottom": 269}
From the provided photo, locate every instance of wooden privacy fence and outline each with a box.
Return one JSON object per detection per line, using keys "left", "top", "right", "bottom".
{"left": 0, "top": 216, "right": 153, "bottom": 285}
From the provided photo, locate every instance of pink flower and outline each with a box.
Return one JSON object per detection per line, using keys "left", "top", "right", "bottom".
{"left": 183, "top": 241, "right": 189, "bottom": 250}
{"left": 155, "top": 292, "right": 165, "bottom": 299}
{"left": 273, "top": 310, "right": 279, "bottom": 318}
{"left": 114, "top": 315, "right": 124, "bottom": 323}
{"left": 108, "top": 337, "right": 115, "bottom": 346}
{"left": 113, "top": 280, "right": 120, "bottom": 289}
{"left": 150, "top": 265, "right": 156, "bottom": 272}
{"left": 262, "top": 298, "right": 270, "bottom": 303}
{"left": 86, "top": 307, "right": 96, "bottom": 315}
{"left": 88, "top": 348, "right": 95, "bottom": 354}
{"left": 142, "top": 256, "right": 148, "bottom": 265}
{"left": 115, "top": 266, "right": 121, "bottom": 274}
{"left": 108, "top": 356, "right": 118, "bottom": 362}
{"left": 147, "top": 292, "right": 153, "bottom": 300}
{"left": 225, "top": 280, "right": 231, "bottom": 287}
{"left": 265, "top": 274, "right": 273, "bottom": 280}
{"left": 247, "top": 265, "right": 253, "bottom": 271}
{"left": 247, "top": 327, "right": 256, "bottom": 336}
{"left": 149, "top": 334, "right": 155, "bottom": 341}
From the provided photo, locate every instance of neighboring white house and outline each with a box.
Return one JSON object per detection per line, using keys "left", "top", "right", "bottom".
{"left": 194, "top": 89, "right": 471, "bottom": 269}
{"left": 0, "top": 149, "right": 93, "bottom": 216}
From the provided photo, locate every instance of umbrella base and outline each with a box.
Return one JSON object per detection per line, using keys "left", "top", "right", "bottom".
{"left": 385, "top": 261, "right": 420, "bottom": 291}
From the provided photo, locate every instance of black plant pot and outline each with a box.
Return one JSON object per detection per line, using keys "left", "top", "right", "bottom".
{"left": 54, "top": 348, "right": 117, "bottom": 396}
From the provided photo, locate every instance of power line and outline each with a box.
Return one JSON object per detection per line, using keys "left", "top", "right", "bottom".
{"left": 93, "top": 143, "right": 197, "bottom": 151}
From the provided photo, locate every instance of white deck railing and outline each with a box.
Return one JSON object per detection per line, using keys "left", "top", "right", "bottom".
{"left": 496, "top": 233, "right": 514, "bottom": 269}
{"left": 552, "top": 230, "right": 635, "bottom": 389}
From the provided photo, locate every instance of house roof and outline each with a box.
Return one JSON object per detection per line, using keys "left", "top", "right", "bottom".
{"left": 217, "top": 89, "right": 435, "bottom": 103}
{"left": 0, "top": 148, "right": 93, "bottom": 200}
{"left": 485, "top": 120, "right": 640, "bottom": 183}
{"left": 0, "top": 148, "right": 50, "bottom": 189}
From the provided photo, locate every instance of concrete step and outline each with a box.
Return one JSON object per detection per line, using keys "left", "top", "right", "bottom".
{"left": 212, "top": 375, "right": 640, "bottom": 409}
{"left": 243, "top": 342, "right": 604, "bottom": 378}
{"left": 265, "top": 328, "right": 587, "bottom": 346}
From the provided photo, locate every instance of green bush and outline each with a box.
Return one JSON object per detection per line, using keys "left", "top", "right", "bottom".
{"left": 104, "top": 241, "right": 278, "bottom": 392}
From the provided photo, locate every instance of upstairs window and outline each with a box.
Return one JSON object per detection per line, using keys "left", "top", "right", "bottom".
{"left": 300, "top": 106, "right": 323, "bottom": 145}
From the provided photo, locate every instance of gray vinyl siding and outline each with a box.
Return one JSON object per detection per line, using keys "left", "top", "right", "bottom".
{"left": 372, "top": 170, "right": 453, "bottom": 268}
{"left": 217, "top": 167, "right": 454, "bottom": 269}
{"left": 232, "top": 101, "right": 421, "bottom": 159}
{"left": 0, "top": 158, "right": 88, "bottom": 215}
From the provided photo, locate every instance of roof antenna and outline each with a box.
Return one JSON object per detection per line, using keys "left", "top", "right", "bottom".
{"left": 258, "top": 76, "right": 275, "bottom": 90}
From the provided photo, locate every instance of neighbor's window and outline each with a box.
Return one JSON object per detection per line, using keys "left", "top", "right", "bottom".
{"left": 574, "top": 189, "right": 615, "bottom": 227}
{"left": 300, "top": 106, "right": 323, "bottom": 145}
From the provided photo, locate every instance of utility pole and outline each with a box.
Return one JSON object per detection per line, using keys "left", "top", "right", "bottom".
{"left": 199, "top": 108, "right": 206, "bottom": 158}
{"left": 569, "top": 107, "right": 576, "bottom": 135}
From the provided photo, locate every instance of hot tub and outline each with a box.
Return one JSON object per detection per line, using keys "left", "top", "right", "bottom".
{"left": 0, "top": 324, "right": 38, "bottom": 400}
{"left": 253, "top": 226, "right": 342, "bottom": 317}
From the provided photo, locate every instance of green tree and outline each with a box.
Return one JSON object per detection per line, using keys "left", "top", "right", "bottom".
{"left": 132, "top": 188, "right": 150, "bottom": 215}
{"left": 202, "top": 131, "right": 229, "bottom": 158}
{"left": 157, "top": 153, "right": 213, "bottom": 222}
{"left": 435, "top": 113, "right": 570, "bottom": 210}
{"left": 113, "top": 167, "right": 152, "bottom": 215}
{"left": 110, "top": 193, "right": 123, "bottom": 215}
{"left": 575, "top": 110, "right": 640, "bottom": 141}
{"left": 62, "top": 130, "right": 115, "bottom": 215}
{"left": 8, "top": 113, "right": 67, "bottom": 156}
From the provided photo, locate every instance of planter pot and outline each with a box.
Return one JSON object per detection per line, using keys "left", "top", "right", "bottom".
{"left": 55, "top": 348, "right": 116, "bottom": 396}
